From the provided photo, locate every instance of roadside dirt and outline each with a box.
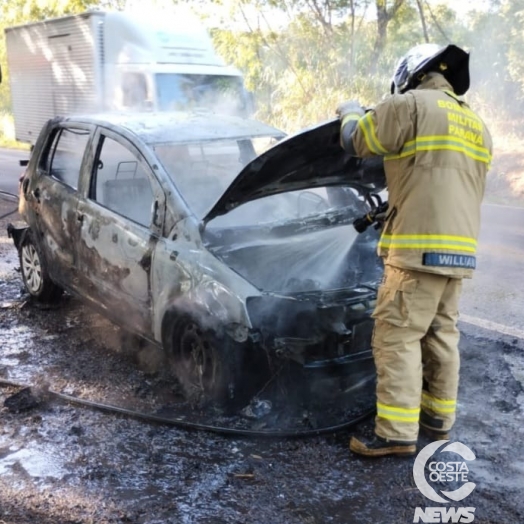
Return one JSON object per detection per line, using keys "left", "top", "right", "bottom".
{"left": 1, "top": 199, "right": 524, "bottom": 524}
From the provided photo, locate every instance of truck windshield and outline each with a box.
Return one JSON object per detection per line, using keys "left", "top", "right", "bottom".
{"left": 156, "top": 74, "right": 247, "bottom": 116}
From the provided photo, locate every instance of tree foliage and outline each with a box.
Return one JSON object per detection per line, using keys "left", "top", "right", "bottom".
{"left": 202, "top": 0, "right": 524, "bottom": 132}
{"left": 0, "top": 0, "right": 522, "bottom": 135}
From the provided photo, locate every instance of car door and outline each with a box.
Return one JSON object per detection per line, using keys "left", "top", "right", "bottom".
{"left": 24, "top": 123, "right": 93, "bottom": 290}
{"left": 75, "top": 127, "right": 165, "bottom": 337}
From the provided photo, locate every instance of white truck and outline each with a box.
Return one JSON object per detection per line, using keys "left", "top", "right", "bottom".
{"left": 5, "top": 10, "right": 251, "bottom": 144}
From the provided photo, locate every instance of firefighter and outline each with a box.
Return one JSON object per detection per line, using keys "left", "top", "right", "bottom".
{"left": 337, "top": 44, "right": 493, "bottom": 457}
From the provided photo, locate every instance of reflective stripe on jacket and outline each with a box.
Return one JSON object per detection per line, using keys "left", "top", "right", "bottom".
{"left": 341, "top": 73, "right": 493, "bottom": 277}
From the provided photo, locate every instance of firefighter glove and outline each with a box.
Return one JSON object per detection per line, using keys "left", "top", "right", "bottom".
{"left": 336, "top": 100, "right": 364, "bottom": 120}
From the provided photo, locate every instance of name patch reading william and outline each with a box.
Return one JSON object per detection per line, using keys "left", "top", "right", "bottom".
{"left": 423, "top": 253, "right": 476, "bottom": 269}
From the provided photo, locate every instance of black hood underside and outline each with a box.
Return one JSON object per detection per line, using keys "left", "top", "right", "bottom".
{"left": 204, "top": 119, "right": 386, "bottom": 223}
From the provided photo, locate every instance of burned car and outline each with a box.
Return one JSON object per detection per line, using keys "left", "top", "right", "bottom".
{"left": 9, "top": 112, "right": 385, "bottom": 406}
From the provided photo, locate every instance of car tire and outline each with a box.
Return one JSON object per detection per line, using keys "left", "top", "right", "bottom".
{"left": 19, "top": 230, "right": 63, "bottom": 303}
{"left": 163, "top": 313, "right": 248, "bottom": 408}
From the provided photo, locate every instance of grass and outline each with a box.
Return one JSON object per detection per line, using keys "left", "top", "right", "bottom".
{"left": 0, "top": 135, "right": 30, "bottom": 149}
{"left": 0, "top": 111, "right": 30, "bottom": 150}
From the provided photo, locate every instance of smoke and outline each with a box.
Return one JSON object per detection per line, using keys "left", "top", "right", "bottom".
{"left": 441, "top": 5, "right": 524, "bottom": 336}
{"left": 124, "top": 2, "right": 203, "bottom": 32}
{"left": 209, "top": 223, "right": 360, "bottom": 292}
{"left": 102, "top": 8, "right": 248, "bottom": 118}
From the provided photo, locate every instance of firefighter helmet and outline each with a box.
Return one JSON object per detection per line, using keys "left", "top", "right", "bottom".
{"left": 391, "top": 43, "right": 470, "bottom": 96}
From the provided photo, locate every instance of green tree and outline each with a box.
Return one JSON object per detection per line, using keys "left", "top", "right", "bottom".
{"left": 372, "top": 0, "right": 406, "bottom": 67}
{"left": 205, "top": 0, "right": 390, "bottom": 130}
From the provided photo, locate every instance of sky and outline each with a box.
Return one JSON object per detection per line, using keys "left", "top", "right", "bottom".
{"left": 122, "top": 0, "right": 494, "bottom": 32}
{"left": 435, "top": 0, "right": 492, "bottom": 15}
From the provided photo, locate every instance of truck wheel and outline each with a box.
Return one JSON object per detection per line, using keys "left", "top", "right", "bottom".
{"left": 19, "top": 230, "right": 63, "bottom": 303}
{"left": 164, "top": 314, "right": 245, "bottom": 408}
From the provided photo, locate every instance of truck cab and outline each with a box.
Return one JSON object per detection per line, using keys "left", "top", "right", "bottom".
{"left": 102, "top": 11, "right": 252, "bottom": 116}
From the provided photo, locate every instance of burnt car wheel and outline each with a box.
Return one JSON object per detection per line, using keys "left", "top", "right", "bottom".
{"left": 163, "top": 314, "right": 249, "bottom": 408}
{"left": 175, "top": 319, "right": 234, "bottom": 405}
{"left": 19, "top": 230, "right": 63, "bottom": 303}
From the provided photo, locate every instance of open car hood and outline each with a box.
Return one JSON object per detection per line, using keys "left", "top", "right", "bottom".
{"left": 203, "top": 118, "right": 386, "bottom": 223}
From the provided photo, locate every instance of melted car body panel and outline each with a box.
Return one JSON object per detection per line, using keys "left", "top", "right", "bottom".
{"left": 75, "top": 201, "right": 155, "bottom": 335}
{"left": 151, "top": 216, "right": 257, "bottom": 342}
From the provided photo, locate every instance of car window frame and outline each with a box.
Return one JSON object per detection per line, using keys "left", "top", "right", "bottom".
{"left": 86, "top": 126, "right": 165, "bottom": 236}
{"left": 36, "top": 123, "right": 94, "bottom": 191}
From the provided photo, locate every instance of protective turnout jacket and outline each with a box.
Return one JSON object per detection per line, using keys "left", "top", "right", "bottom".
{"left": 341, "top": 73, "right": 492, "bottom": 277}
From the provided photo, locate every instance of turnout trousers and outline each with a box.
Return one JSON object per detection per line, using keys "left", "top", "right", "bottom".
{"left": 372, "top": 265, "right": 462, "bottom": 442}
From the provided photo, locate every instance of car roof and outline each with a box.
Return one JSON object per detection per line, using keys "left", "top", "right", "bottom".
{"left": 62, "top": 112, "right": 286, "bottom": 144}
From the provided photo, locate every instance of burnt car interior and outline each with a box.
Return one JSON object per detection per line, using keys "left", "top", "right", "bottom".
{"left": 91, "top": 135, "right": 154, "bottom": 227}
{"left": 154, "top": 138, "right": 259, "bottom": 218}
{"left": 45, "top": 127, "right": 90, "bottom": 190}
{"left": 39, "top": 125, "right": 157, "bottom": 229}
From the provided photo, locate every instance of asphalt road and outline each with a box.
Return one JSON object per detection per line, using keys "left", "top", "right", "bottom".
{"left": 461, "top": 203, "right": 524, "bottom": 335}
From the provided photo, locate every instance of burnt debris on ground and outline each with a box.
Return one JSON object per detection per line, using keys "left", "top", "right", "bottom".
{"left": 1, "top": 202, "right": 524, "bottom": 524}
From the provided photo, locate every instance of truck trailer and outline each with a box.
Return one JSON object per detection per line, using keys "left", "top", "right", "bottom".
{"left": 5, "top": 10, "right": 251, "bottom": 144}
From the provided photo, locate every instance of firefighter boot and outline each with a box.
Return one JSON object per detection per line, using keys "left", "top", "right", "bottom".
{"left": 419, "top": 410, "right": 450, "bottom": 441}
{"left": 349, "top": 435, "right": 417, "bottom": 457}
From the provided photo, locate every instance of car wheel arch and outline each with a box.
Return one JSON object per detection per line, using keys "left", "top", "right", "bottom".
{"left": 160, "top": 303, "right": 243, "bottom": 405}
{"left": 160, "top": 301, "right": 222, "bottom": 350}
{"left": 17, "top": 227, "right": 63, "bottom": 303}
{"left": 161, "top": 301, "right": 273, "bottom": 406}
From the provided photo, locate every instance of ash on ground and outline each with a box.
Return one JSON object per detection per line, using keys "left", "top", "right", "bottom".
{"left": 1, "top": 202, "right": 523, "bottom": 524}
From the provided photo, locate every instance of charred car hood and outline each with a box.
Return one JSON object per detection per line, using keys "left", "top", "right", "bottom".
{"left": 204, "top": 118, "right": 386, "bottom": 223}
